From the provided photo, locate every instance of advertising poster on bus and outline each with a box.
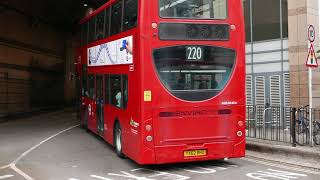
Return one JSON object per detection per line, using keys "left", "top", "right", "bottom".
{"left": 87, "top": 36, "right": 133, "bottom": 66}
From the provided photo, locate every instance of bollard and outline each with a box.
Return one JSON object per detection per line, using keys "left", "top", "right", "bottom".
{"left": 291, "top": 108, "right": 296, "bottom": 147}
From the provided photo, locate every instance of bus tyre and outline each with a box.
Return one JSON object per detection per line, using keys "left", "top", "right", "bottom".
{"left": 82, "top": 107, "right": 89, "bottom": 132}
{"left": 114, "top": 122, "right": 125, "bottom": 158}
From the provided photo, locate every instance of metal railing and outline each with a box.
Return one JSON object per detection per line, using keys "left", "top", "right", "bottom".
{"left": 246, "top": 105, "right": 320, "bottom": 146}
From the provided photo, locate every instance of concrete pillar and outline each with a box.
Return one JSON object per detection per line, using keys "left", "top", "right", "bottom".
{"left": 64, "top": 36, "right": 76, "bottom": 105}
{"left": 288, "top": 0, "right": 319, "bottom": 107}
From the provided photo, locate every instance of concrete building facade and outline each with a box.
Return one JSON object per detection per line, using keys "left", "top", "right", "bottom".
{"left": 243, "top": 0, "right": 320, "bottom": 108}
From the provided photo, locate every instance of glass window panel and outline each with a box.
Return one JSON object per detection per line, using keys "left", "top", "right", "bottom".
{"left": 82, "top": 23, "right": 88, "bottom": 46}
{"left": 111, "top": 0, "right": 123, "bottom": 35}
{"left": 96, "top": 11, "right": 105, "bottom": 41}
{"left": 252, "top": 0, "right": 280, "bottom": 41}
{"left": 243, "top": 0, "right": 251, "bottom": 42}
{"left": 105, "top": 75, "right": 110, "bottom": 104}
{"left": 159, "top": 0, "right": 228, "bottom": 19}
{"left": 82, "top": 66, "right": 88, "bottom": 97}
{"left": 153, "top": 45, "right": 235, "bottom": 101}
{"left": 88, "top": 75, "right": 95, "bottom": 99}
{"left": 282, "top": 0, "right": 288, "bottom": 38}
{"left": 123, "top": 0, "right": 138, "bottom": 31}
{"left": 105, "top": 8, "right": 110, "bottom": 37}
{"left": 110, "top": 75, "right": 122, "bottom": 107}
{"left": 122, "top": 75, "right": 128, "bottom": 109}
{"left": 89, "top": 17, "right": 96, "bottom": 43}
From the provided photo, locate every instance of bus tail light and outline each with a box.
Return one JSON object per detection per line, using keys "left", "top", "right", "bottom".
{"left": 238, "top": 121, "right": 244, "bottom": 127}
{"left": 146, "top": 125, "right": 152, "bottom": 131}
{"left": 237, "top": 131, "right": 243, "bottom": 137}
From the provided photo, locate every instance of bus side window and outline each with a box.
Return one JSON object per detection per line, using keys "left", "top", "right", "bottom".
{"left": 105, "top": 74, "right": 111, "bottom": 104}
{"left": 110, "top": 75, "right": 122, "bottom": 108}
{"left": 81, "top": 23, "right": 88, "bottom": 46}
{"left": 122, "top": 75, "right": 128, "bottom": 109}
{"left": 123, "top": 0, "right": 138, "bottom": 31}
{"left": 96, "top": 11, "right": 105, "bottom": 41}
{"left": 110, "top": 0, "right": 123, "bottom": 36}
{"left": 89, "top": 17, "right": 96, "bottom": 43}
{"left": 105, "top": 8, "right": 111, "bottom": 38}
{"left": 82, "top": 66, "right": 88, "bottom": 97}
{"left": 88, "top": 75, "right": 95, "bottom": 99}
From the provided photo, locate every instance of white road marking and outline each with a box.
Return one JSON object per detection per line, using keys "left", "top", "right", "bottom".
{"left": 68, "top": 178, "right": 80, "bottom": 180}
{"left": 10, "top": 164, "right": 33, "bottom": 180}
{"left": 12, "top": 124, "right": 80, "bottom": 164}
{"left": 108, "top": 171, "right": 155, "bottom": 180}
{"left": 183, "top": 166, "right": 217, "bottom": 174}
{"left": 0, "top": 175, "right": 14, "bottom": 179}
{"left": 247, "top": 168, "right": 307, "bottom": 180}
{"left": 0, "top": 165, "right": 9, "bottom": 170}
{"left": 90, "top": 175, "right": 113, "bottom": 180}
{"left": 243, "top": 157, "right": 320, "bottom": 175}
{"left": 0, "top": 124, "right": 79, "bottom": 180}
{"left": 130, "top": 168, "right": 190, "bottom": 180}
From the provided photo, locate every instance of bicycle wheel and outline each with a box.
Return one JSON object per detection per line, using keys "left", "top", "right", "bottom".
{"left": 313, "top": 122, "right": 320, "bottom": 145}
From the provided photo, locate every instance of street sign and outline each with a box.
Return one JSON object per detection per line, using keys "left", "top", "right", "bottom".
{"left": 308, "top": 25, "right": 315, "bottom": 42}
{"left": 306, "top": 44, "right": 318, "bottom": 67}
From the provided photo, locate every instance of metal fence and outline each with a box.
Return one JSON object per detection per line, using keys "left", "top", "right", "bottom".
{"left": 246, "top": 105, "right": 320, "bottom": 146}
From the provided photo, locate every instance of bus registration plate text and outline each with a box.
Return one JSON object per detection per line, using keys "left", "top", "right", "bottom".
{"left": 184, "top": 149, "right": 207, "bottom": 157}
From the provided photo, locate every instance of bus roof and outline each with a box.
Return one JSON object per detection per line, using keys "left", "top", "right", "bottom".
{"left": 79, "top": 0, "right": 116, "bottom": 25}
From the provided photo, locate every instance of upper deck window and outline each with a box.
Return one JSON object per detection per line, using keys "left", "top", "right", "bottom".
{"left": 159, "top": 0, "right": 227, "bottom": 19}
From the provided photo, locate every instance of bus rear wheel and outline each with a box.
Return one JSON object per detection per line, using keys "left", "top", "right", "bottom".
{"left": 114, "top": 122, "right": 125, "bottom": 158}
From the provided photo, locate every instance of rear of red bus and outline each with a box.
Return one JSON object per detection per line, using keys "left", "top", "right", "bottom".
{"left": 138, "top": 0, "right": 246, "bottom": 164}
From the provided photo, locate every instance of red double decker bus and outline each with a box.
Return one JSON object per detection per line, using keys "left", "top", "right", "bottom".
{"left": 76, "top": 0, "right": 246, "bottom": 164}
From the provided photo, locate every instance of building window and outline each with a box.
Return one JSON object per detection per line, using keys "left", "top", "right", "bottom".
{"left": 282, "top": 0, "right": 288, "bottom": 38}
{"left": 252, "top": 0, "right": 281, "bottom": 41}
{"left": 123, "top": 0, "right": 138, "bottom": 31}
{"left": 243, "top": 0, "right": 251, "bottom": 42}
{"left": 111, "top": 0, "right": 123, "bottom": 36}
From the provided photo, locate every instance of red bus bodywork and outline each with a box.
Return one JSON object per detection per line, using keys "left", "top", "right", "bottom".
{"left": 76, "top": 0, "right": 246, "bottom": 164}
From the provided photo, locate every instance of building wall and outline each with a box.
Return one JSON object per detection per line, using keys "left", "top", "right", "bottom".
{"left": 288, "top": 0, "right": 320, "bottom": 107}
{"left": 0, "top": 4, "right": 76, "bottom": 115}
{"left": 243, "top": 0, "right": 290, "bottom": 108}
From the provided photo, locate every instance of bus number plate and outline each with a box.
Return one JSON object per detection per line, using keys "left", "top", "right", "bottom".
{"left": 184, "top": 149, "right": 207, "bottom": 157}
{"left": 186, "top": 46, "right": 204, "bottom": 61}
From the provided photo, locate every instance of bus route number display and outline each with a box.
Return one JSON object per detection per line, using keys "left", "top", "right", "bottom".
{"left": 186, "top": 46, "right": 204, "bottom": 61}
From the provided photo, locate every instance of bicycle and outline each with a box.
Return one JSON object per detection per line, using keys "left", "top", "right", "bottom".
{"left": 295, "top": 105, "right": 320, "bottom": 145}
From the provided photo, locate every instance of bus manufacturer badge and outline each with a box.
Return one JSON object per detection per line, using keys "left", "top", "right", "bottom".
{"left": 130, "top": 118, "right": 139, "bottom": 128}
{"left": 144, "top": 91, "right": 152, "bottom": 102}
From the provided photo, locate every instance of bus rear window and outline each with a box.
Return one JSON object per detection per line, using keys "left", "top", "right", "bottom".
{"left": 159, "top": 0, "right": 228, "bottom": 19}
{"left": 153, "top": 45, "right": 235, "bottom": 101}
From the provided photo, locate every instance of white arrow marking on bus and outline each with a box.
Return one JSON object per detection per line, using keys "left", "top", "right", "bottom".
{"left": 0, "top": 175, "right": 14, "bottom": 179}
